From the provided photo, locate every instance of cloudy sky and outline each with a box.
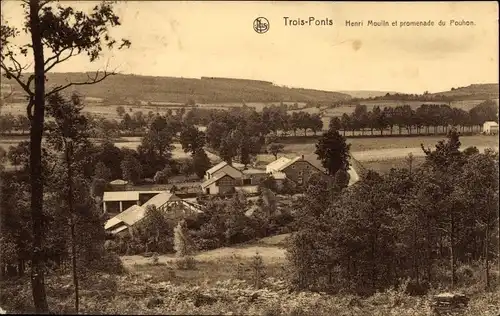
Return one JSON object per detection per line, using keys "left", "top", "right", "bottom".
{"left": 1, "top": 1, "right": 498, "bottom": 93}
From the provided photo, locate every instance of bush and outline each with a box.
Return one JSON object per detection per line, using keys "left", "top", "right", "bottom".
{"left": 150, "top": 253, "right": 159, "bottom": 265}
{"left": 88, "top": 252, "right": 125, "bottom": 274}
{"left": 251, "top": 251, "right": 266, "bottom": 289}
{"left": 176, "top": 256, "right": 197, "bottom": 270}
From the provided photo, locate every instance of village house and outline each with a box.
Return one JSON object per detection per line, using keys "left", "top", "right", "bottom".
{"left": 483, "top": 121, "right": 499, "bottom": 135}
{"left": 266, "top": 155, "right": 330, "bottom": 186}
{"left": 266, "top": 155, "right": 362, "bottom": 187}
{"left": 104, "top": 191, "right": 203, "bottom": 236}
{"left": 201, "top": 161, "right": 267, "bottom": 195}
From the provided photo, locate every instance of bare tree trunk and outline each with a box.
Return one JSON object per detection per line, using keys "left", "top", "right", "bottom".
{"left": 29, "top": 0, "right": 49, "bottom": 311}
{"left": 485, "top": 222, "right": 490, "bottom": 290}
{"left": 450, "top": 212, "right": 456, "bottom": 288}
{"left": 426, "top": 214, "right": 432, "bottom": 283}
{"left": 66, "top": 144, "right": 79, "bottom": 313}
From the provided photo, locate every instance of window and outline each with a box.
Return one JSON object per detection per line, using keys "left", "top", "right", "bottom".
{"left": 243, "top": 179, "right": 252, "bottom": 185}
{"left": 298, "top": 177, "right": 303, "bottom": 184}
{"left": 292, "top": 165, "right": 295, "bottom": 169}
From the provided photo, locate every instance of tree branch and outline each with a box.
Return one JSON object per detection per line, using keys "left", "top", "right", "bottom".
{"left": 46, "top": 68, "right": 117, "bottom": 97}
{"left": 44, "top": 47, "right": 76, "bottom": 73}
{"left": 0, "top": 61, "right": 33, "bottom": 96}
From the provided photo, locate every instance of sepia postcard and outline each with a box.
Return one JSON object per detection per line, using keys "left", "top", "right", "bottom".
{"left": 0, "top": 1, "right": 499, "bottom": 315}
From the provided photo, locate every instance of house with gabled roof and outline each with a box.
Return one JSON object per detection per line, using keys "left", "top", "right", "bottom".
{"left": 205, "top": 161, "right": 242, "bottom": 180}
{"left": 266, "top": 155, "right": 330, "bottom": 186}
{"left": 104, "top": 191, "right": 203, "bottom": 236}
{"left": 201, "top": 161, "right": 267, "bottom": 195}
{"left": 266, "top": 154, "right": 361, "bottom": 187}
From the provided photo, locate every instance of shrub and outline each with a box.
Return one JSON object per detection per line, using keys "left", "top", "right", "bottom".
{"left": 151, "top": 252, "right": 159, "bottom": 265}
{"left": 87, "top": 251, "right": 125, "bottom": 274}
{"left": 251, "top": 251, "right": 266, "bottom": 289}
{"left": 174, "top": 220, "right": 196, "bottom": 257}
{"left": 176, "top": 256, "right": 197, "bottom": 270}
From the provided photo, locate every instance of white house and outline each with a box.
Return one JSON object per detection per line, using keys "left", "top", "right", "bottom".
{"left": 483, "top": 121, "right": 499, "bottom": 135}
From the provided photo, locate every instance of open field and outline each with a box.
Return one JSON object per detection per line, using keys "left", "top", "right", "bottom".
{"left": 262, "top": 135, "right": 498, "bottom": 174}
{"left": 279, "top": 135, "right": 499, "bottom": 153}
{"left": 360, "top": 157, "right": 426, "bottom": 174}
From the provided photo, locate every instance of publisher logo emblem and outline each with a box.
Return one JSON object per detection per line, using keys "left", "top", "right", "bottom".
{"left": 253, "top": 17, "right": 269, "bottom": 34}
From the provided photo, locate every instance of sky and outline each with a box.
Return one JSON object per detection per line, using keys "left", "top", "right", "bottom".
{"left": 1, "top": 1, "right": 499, "bottom": 94}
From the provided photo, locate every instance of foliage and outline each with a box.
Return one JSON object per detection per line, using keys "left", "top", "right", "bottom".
{"left": 251, "top": 251, "right": 266, "bottom": 289}
{"left": 120, "top": 154, "right": 142, "bottom": 185}
{"left": 180, "top": 124, "right": 205, "bottom": 154}
{"left": 174, "top": 220, "right": 196, "bottom": 258}
{"left": 192, "top": 149, "right": 211, "bottom": 179}
{"left": 288, "top": 132, "right": 499, "bottom": 295}
{"left": 267, "top": 142, "right": 285, "bottom": 160}
{"left": 93, "top": 162, "right": 112, "bottom": 182}
{"left": 315, "top": 128, "right": 351, "bottom": 176}
{"left": 137, "top": 115, "right": 176, "bottom": 178}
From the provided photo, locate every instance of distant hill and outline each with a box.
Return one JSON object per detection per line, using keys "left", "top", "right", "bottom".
{"left": 337, "top": 90, "right": 400, "bottom": 98}
{"left": 430, "top": 84, "right": 499, "bottom": 100}
{"left": 4, "top": 73, "right": 351, "bottom": 104}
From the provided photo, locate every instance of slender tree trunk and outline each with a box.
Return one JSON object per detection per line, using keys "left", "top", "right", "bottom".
{"left": 426, "top": 214, "right": 432, "bottom": 283}
{"left": 485, "top": 221, "right": 490, "bottom": 290}
{"left": 29, "top": 0, "right": 49, "bottom": 311}
{"left": 450, "top": 212, "right": 456, "bottom": 288}
{"left": 66, "top": 145, "right": 79, "bottom": 313}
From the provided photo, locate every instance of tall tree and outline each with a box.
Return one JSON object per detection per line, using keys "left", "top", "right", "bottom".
{"left": 315, "top": 129, "right": 351, "bottom": 177}
{"left": 179, "top": 124, "right": 205, "bottom": 154}
{"left": 45, "top": 92, "right": 91, "bottom": 313}
{"left": 1, "top": 1, "right": 130, "bottom": 311}
{"left": 267, "top": 142, "right": 284, "bottom": 160}
{"left": 192, "top": 148, "right": 211, "bottom": 179}
{"left": 120, "top": 154, "right": 142, "bottom": 185}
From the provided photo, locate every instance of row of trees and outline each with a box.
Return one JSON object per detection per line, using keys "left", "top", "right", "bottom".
{"left": 329, "top": 100, "right": 498, "bottom": 136}
{"left": 288, "top": 129, "right": 499, "bottom": 294}
{"left": 351, "top": 91, "right": 458, "bottom": 102}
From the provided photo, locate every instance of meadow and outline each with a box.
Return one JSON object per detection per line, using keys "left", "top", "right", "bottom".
{"left": 259, "top": 135, "right": 499, "bottom": 174}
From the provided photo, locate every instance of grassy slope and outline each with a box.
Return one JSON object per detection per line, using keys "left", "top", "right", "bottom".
{"left": 430, "top": 83, "right": 499, "bottom": 99}
{"left": 3, "top": 73, "right": 351, "bottom": 104}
